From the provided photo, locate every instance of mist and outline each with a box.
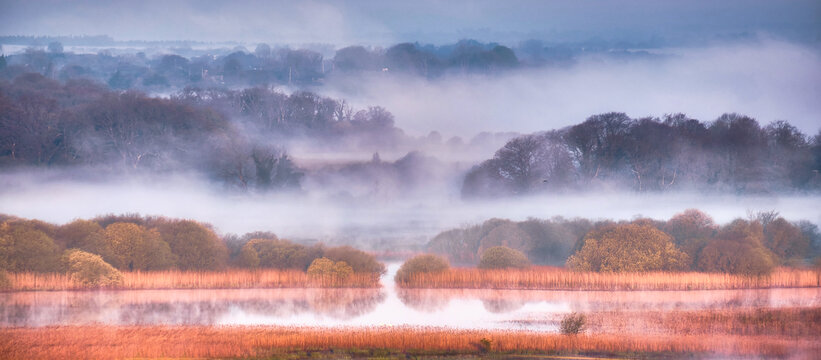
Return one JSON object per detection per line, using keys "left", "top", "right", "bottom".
{"left": 320, "top": 39, "right": 821, "bottom": 138}
{"left": 3, "top": 2, "right": 821, "bottom": 358}
{"left": 0, "top": 171, "right": 817, "bottom": 249}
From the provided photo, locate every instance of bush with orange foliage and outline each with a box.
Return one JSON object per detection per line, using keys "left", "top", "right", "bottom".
{"left": 567, "top": 223, "right": 690, "bottom": 272}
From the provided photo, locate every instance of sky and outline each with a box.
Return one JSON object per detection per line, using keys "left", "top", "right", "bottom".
{"left": 1, "top": 0, "right": 820, "bottom": 45}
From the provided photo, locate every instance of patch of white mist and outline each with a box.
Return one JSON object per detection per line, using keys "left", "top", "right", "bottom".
{"left": 0, "top": 172, "right": 818, "bottom": 247}
{"left": 320, "top": 39, "right": 821, "bottom": 139}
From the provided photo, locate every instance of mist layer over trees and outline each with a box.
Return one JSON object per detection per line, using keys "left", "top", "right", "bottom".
{"left": 463, "top": 113, "right": 821, "bottom": 196}
{"left": 0, "top": 73, "right": 411, "bottom": 191}
{"left": 2, "top": 72, "right": 818, "bottom": 197}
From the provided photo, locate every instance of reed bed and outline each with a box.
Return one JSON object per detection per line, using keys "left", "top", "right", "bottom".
{"left": 580, "top": 307, "right": 821, "bottom": 337}
{"left": 5, "top": 269, "right": 381, "bottom": 291}
{"left": 1, "top": 287, "right": 385, "bottom": 305}
{"left": 1, "top": 325, "right": 818, "bottom": 359}
{"left": 400, "top": 266, "right": 821, "bottom": 290}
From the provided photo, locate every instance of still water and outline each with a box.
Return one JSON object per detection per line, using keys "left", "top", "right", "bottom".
{"left": 2, "top": 263, "right": 820, "bottom": 331}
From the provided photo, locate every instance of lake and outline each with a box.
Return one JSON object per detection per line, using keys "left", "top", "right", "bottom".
{"left": 2, "top": 263, "right": 819, "bottom": 331}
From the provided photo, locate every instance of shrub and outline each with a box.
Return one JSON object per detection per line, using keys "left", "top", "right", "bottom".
{"left": 155, "top": 220, "right": 228, "bottom": 270}
{"left": 56, "top": 219, "right": 113, "bottom": 259}
{"left": 55, "top": 219, "right": 103, "bottom": 248}
{"left": 566, "top": 223, "right": 690, "bottom": 272}
{"left": 0, "top": 221, "right": 61, "bottom": 272}
{"left": 696, "top": 219, "right": 776, "bottom": 276}
{"left": 226, "top": 231, "right": 278, "bottom": 260}
{"left": 238, "top": 243, "right": 261, "bottom": 268}
{"left": 0, "top": 227, "right": 10, "bottom": 271}
{"left": 0, "top": 270, "right": 10, "bottom": 290}
{"left": 239, "top": 238, "right": 322, "bottom": 270}
{"left": 519, "top": 217, "right": 587, "bottom": 267}
{"left": 323, "top": 246, "right": 386, "bottom": 274}
{"left": 395, "top": 254, "right": 449, "bottom": 283}
{"left": 560, "top": 313, "right": 586, "bottom": 334}
{"left": 478, "top": 246, "right": 530, "bottom": 269}
{"left": 762, "top": 218, "right": 810, "bottom": 262}
{"left": 307, "top": 257, "right": 353, "bottom": 279}
{"left": 62, "top": 249, "right": 123, "bottom": 287}
{"left": 427, "top": 217, "right": 592, "bottom": 266}
{"left": 664, "top": 209, "right": 717, "bottom": 264}
{"left": 478, "top": 222, "right": 532, "bottom": 257}
{"left": 698, "top": 241, "right": 775, "bottom": 276}
{"left": 102, "top": 222, "right": 176, "bottom": 271}
{"left": 478, "top": 337, "right": 492, "bottom": 353}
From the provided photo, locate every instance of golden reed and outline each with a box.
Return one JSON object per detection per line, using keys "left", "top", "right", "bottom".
{"left": 5, "top": 269, "right": 381, "bottom": 290}
{"left": 1, "top": 325, "right": 818, "bottom": 359}
{"left": 399, "top": 267, "right": 821, "bottom": 290}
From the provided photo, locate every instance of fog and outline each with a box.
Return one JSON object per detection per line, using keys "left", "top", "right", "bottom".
{"left": 320, "top": 39, "right": 821, "bottom": 138}
{"left": 0, "top": 171, "right": 818, "bottom": 248}
{"left": 3, "top": 3, "right": 821, "bottom": 358}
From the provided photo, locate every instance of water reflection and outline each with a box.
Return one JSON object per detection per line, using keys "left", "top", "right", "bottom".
{"left": 1, "top": 263, "right": 819, "bottom": 330}
{"left": 0, "top": 288, "right": 385, "bottom": 327}
{"left": 394, "top": 287, "right": 821, "bottom": 313}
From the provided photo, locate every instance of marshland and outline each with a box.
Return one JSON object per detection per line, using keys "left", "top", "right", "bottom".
{"left": 1, "top": 1, "right": 820, "bottom": 358}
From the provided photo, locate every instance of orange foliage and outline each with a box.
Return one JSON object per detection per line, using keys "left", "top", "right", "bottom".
{"left": 398, "top": 266, "right": 821, "bottom": 290}
{"left": 1, "top": 325, "right": 818, "bottom": 359}
{"left": 4, "top": 268, "right": 380, "bottom": 290}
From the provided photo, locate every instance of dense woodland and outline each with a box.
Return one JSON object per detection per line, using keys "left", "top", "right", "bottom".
{"left": 427, "top": 209, "right": 821, "bottom": 275}
{"left": 463, "top": 113, "right": 821, "bottom": 196}
{"left": 2, "top": 71, "right": 819, "bottom": 196}
{"left": 0, "top": 73, "right": 412, "bottom": 190}
{"left": 2, "top": 39, "right": 819, "bottom": 196}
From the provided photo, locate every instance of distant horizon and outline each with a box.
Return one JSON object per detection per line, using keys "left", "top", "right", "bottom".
{"left": 1, "top": 0, "right": 819, "bottom": 45}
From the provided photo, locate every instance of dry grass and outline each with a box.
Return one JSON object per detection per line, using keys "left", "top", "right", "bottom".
{"left": 398, "top": 266, "right": 821, "bottom": 290}
{"left": 5, "top": 269, "right": 381, "bottom": 291}
{"left": 1, "top": 325, "right": 818, "bottom": 359}
{"left": 570, "top": 307, "right": 821, "bottom": 337}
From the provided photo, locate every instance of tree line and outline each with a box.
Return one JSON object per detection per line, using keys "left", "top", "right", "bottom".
{"left": 463, "top": 112, "right": 821, "bottom": 196}
{"left": 0, "top": 213, "right": 384, "bottom": 276}
{"left": 427, "top": 209, "right": 820, "bottom": 275}
{"left": 0, "top": 73, "right": 408, "bottom": 190}
{"left": 0, "top": 39, "right": 519, "bottom": 91}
